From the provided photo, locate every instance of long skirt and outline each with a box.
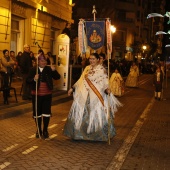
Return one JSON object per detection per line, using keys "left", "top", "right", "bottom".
{"left": 63, "top": 97, "right": 116, "bottom": 141}
{"left": 125, "top": 75, "right": 138, "bottom": 87}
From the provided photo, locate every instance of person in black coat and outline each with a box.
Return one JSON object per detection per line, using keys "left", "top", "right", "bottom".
{"left": 27, "top": 54, "right": 60, "bottom": 139}
{"left": 20, "top": 44, "right": 32, "bottom": 100}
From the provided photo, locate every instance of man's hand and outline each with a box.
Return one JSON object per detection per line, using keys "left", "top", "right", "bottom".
{"left": 34, "top": 74, "right": 39, "bottom": 81}
{"left": 50, "top": 65, "right": 56, "bottom": 71}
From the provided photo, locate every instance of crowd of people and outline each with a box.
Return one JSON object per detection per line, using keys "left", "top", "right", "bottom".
{"left": 0, "top": 45, "right": 59, "bottom": 139}
{"left": 0, "top": 47, "right": 166, "bottom": 141}
{"left": 0, "top": 45, "right": 55, "bottom": 99}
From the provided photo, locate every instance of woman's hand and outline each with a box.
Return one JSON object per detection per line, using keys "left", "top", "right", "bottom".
{"left": 68, "top": 88, "right": 73, "bottom": 96}
{"left": 105, "top": 88, "right": 111, "bottom": 95}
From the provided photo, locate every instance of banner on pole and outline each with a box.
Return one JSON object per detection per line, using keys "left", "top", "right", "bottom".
{"left": 85, "top": 21, "right": 105, "bottom": 50}
{"left": 106, "top": 19, "right": 112, "bottom": 58}
{"left": 78, "top": 19, "right": 87, "bottom": 54}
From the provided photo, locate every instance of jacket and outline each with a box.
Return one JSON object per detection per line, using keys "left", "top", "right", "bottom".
{"left": 27, "top": 66, "right": 60, "bottom": 91}
{"left": 20, "top": 51, "right": 32, "bottom": 74}
{"left": 0, "top": 55, "right": 15, "bottom": 73}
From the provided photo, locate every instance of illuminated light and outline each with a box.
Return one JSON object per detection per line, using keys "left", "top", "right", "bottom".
{"left": 165, "top": 12, "right": 170, "bottom": 18}
{"left": 69, "top": 0, "right": 75, "bottom": 6}
{"left": 69, "top": 0, "right": 72, "bottom": 5}
{"left": 142, "top": 45, "right": 147, "bottom": 50}
{"left": 110, "top": 25, "right": 116, "bottom": 33}
{"left": 147, "top": 13, "right": 164, "bottom": 19}
{"left": 156, "top": 31, "right": 167, "bottom": 35}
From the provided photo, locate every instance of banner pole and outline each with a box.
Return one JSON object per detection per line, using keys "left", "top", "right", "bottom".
{"left": 35, "top": 45, "right": 41, "bottom": 139}
{"left": 107, "top": 49, "right": 111, "bottom": 145}
{"left": 92, "top": 5, "right": 96, "bottom": 21}
{"left": 106, "top": 19, "right": 112, "bottom": 145}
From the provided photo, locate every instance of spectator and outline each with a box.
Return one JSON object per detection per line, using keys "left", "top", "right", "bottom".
{"left": 46, "top": 52, "right": 54, "bottom": 65}
{"left": 16, "top": 51, "right": 23, "bottom": 79}
{"left": 0, "top": 49, "right": 15, "bottom": 96}
{"left": 30, "top": 51, "right": 36, "bottom": 67}
{"left": 20, "top": 44, "right": 32, "bottom": 100}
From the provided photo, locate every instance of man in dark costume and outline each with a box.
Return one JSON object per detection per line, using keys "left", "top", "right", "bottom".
{"left": 27, "top": 54, "right": 60, "bottom": 139}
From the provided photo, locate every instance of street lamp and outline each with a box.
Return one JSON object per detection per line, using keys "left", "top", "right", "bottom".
{"left": 142, "top": 45, "right": 147, "bottom": 52}
{"left": 142, "top": 45, "right": 147, "bottom": 62}
{"left": 110, "top": 25, "right": 116, "bottom": 33}
{"left": 110, "top": 25, "right": 116, "bottom": 60}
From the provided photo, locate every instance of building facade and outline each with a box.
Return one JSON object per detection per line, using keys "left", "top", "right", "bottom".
{"left": 0, "top": 0, "right": 73, "bottom": 58}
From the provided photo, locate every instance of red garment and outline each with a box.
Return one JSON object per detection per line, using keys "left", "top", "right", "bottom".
{"left": 31, "top": 82, "right": 52, "bottom": 96}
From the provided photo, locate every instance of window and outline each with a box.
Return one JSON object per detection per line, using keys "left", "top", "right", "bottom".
{"left": 11, "top": 20, "right": 19, "bottom": 31}
{"left": 11, "top": 19, "right": 20, "bottom": 53}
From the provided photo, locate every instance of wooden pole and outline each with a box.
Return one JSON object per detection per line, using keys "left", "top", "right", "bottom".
{"left": 35, "top": 49, "right": 41, "bottom": 139}
{"left": 92, "top": 5, "right": 97, "bottom": 21}
{"left": 107, "top": 49, "right": 111, "bottom": 145}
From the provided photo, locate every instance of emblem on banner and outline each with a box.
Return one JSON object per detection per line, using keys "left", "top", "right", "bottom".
{"left": 89, "top": 30, "right": 102, "bottom": 43}
{"left": 85, "top": 21, "right": 105, "bottom": 50}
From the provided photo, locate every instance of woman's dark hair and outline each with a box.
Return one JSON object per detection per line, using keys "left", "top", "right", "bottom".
{"left": 38, "top": 49, "right": 44, "bottom": 55}
{"left": 47, "top": 52, "right": 52, "bottom": 57}
{"left": 91, "top": 53, "right": 100, "bottom": 59}
{"left": 17, "top": 51, "right": 22, "bottom": 56}
{"left": 99, "top": 53, "right": 106, "bottom": 59}
{"left": 3, "top": 49, "right": 9, "bottom": 55}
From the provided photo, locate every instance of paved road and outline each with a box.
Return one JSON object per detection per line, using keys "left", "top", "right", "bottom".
{"left": 0, "top": 74, "right": 169, "bottom": 170}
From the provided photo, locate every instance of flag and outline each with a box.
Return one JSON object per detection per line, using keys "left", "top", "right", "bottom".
{"left": 106, "top": 19, "right": 112, "bottom": 58}
{"left": 85, "top": 21, "right": 105, "bottom": 50}
{"left": 78, "top": 19, "right": 86, "bottom": 54}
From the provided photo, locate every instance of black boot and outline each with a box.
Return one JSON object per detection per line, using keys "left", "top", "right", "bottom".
{"left": 43, "top": 117, "right": 50, "bottom": 138}
{"left": 35, "top": 117, "right": 42, "bottom": 138}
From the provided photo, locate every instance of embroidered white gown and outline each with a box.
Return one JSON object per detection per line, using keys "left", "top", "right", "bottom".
{"left": 63, "top": 64, "right": 122, "bottom": 141}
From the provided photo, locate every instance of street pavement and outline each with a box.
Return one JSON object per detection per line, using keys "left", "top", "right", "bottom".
{"left": 0, "top": 74, "right": 170, "bottom": 170}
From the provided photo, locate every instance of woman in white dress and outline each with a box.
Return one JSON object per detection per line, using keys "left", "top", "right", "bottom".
{"left": 63, "top": 53, "right": 122, "bottom": 141}
{"left": 110, "top": 68, "right": 124, "bottom": 97}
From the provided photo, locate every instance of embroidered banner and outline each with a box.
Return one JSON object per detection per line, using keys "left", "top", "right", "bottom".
{"left": 106, "top": 19, "right": 112, "bottom": 58}
{"left": 85, "top": 21, "right": 105, "bottom": 50}
{"left": 78, "top": 19, "right": 86, "bottom": 54}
